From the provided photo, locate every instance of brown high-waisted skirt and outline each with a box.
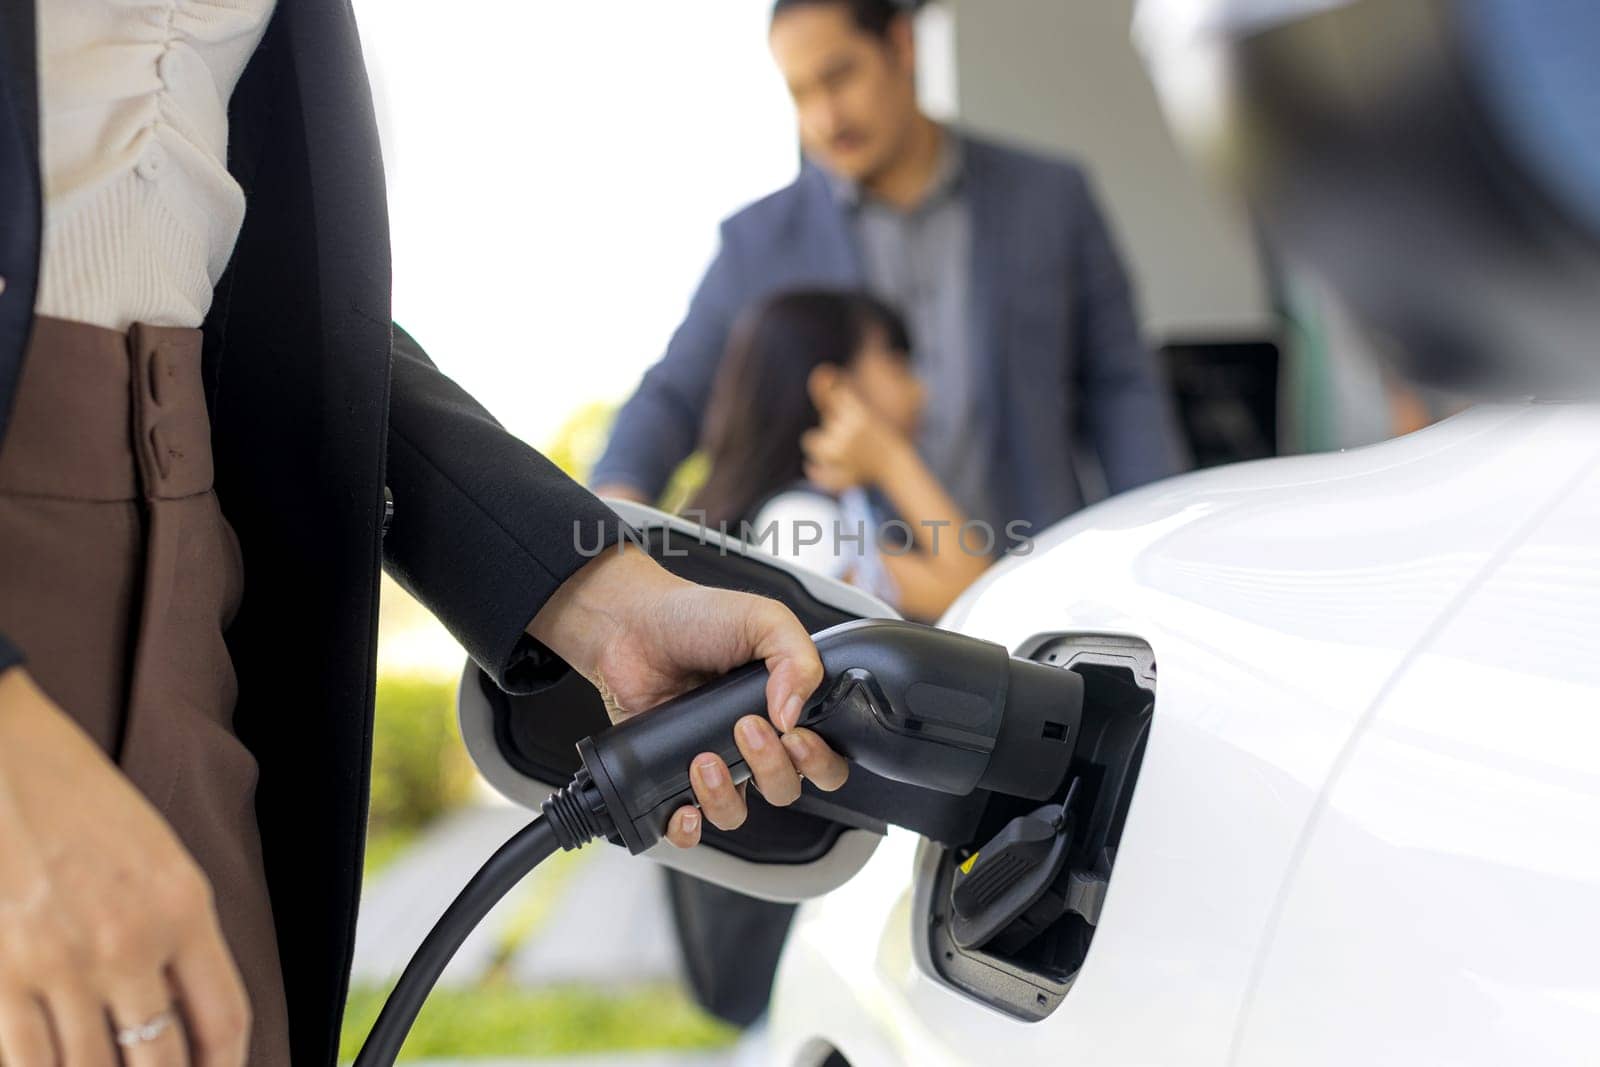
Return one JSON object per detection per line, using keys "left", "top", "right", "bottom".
{"left": 0, "top": 317, "right": 290, "bottom": 1064}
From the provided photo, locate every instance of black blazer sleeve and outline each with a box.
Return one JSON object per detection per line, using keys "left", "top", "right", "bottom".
{"left": 0, "top": 630, "right": 22, "bottom": 675}
{"left": 381, "top": 324, "right": 623, "bottom": 693}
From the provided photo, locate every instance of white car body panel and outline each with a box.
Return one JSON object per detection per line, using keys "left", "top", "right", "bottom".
{"left": 770, "top": 404, "right": 1600, "bottom": 1065}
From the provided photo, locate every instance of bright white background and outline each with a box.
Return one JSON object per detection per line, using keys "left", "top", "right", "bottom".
{"left": 351, "top": 0, "right": 803, "bottom": 450}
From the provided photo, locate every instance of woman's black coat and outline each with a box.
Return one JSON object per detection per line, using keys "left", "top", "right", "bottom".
{"left": 0, "top": 3, "right": 620, "bottom": 1062}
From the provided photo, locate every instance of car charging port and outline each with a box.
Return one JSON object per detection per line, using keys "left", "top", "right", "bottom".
{"left": 915, "top": 634, "right": 1155, "bottom": 1022}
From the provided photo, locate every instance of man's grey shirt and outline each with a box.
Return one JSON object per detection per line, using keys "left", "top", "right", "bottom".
{"left": 591, "top": 130, "right": 1185, "bottom": 537}
{"left": 835, "top": 135, "right": 999, "bottom": 532}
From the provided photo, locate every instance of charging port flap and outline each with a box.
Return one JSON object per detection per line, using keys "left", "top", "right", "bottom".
{"left": 951, "top": 780, "right": 1092, "bottom": 955}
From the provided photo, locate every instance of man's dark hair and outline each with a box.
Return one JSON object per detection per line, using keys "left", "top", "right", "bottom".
{"left": 769, "top": 0, "right": 916, "bottom": 39}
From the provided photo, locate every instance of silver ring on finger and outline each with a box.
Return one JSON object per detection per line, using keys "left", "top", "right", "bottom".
{"left": 115, "top": 1009, "right": 177, "bottom": 1048}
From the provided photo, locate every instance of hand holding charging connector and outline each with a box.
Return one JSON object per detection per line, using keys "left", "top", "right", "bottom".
{"left": 554, "top": 618, "right": 1082, "bottom": 853}
{"left": 522, "top": 543, "right": 846, "bottom": 850}
{"left": 356, "top": 618, "right": 1083, "bottom": 1066}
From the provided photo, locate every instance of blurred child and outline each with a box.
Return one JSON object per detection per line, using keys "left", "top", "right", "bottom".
{"left": 692, "top": 289, "right": 991, "bottom": 620}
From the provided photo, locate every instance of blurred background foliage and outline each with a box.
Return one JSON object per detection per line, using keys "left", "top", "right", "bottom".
{"left": 370, "top": 676, "right": 476, "bottom": 829}
{"left": 364, "top": 674, "right": 476, "bottom": 876}
{"left": 544, "top": 401, "right": 709, "bottom": 510}
{"left": 339, "top": 982, "right": 734, "bottom": 1062}
{"left": 543, "top": 401, "right": 618, "bottom": 482}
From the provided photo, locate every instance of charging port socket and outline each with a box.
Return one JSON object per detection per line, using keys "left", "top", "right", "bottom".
{"left": 914, "top": 634, "right": 1155, "bottom": 1021}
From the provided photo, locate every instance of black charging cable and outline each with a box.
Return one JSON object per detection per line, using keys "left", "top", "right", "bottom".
{"left": 352, "top": 775, "right": 614, "bottom": 1066}
{"left": 353, "top": 619, "right": 1083, "bottom": 1065}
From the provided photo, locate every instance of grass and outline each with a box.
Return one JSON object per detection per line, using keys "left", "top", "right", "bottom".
{"left": 338, "top": 981, "right": 738, "bottom": 1062}
{"left": 346, "top": 842, "right": 726, "bottom": 1062}
{"left": 363, "top": 825, "right": 422, "bottom": 880}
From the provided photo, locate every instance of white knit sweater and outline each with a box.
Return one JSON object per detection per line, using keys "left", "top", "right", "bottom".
{"left": 35, "top": 0, "right": 276, "bottom": 331}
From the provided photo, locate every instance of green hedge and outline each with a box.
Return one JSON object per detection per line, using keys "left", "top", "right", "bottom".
{"left": 368, "top": 674, "right": 475, "bottom": 834}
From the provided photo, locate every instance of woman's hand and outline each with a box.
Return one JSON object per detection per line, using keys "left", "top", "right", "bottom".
{"left": 527, "top": 547, "right": 849, "bottom": 848}
{"left": 801, "top": 379, "right": 913, "bottom": 493}
{"left": 0, "top": 669, "right": 250, "bottom": 1067}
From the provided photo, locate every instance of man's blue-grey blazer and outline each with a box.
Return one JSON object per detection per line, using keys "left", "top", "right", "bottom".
{"left": 592, "top": 131, "right": 1185, "bottom": 535}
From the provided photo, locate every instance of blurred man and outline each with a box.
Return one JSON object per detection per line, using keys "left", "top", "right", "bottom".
{"left": 594, "top": 0, "right": 1184, "bottom": 540}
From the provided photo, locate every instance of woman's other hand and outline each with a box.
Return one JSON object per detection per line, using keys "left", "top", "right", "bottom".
{"left": 0, "top": 668, "right": 250, "bottom": 1067}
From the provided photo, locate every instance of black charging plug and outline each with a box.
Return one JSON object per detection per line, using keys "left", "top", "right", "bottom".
{"left": 553, "top": 618, "right": 1084, "bottom": 855}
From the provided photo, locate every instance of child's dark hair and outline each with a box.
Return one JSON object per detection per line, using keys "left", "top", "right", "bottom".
{"left": 690, "top": 288, "right": 912, "bottom": 527}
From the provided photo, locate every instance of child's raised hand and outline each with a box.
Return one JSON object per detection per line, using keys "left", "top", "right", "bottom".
{"left": 801, "top": 376, "right": 907, "bottom": 490}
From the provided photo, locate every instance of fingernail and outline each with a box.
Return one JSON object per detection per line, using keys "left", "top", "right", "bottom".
{"left": 680, "top": 809, "right": 700, "bottom": 834}
{"left": 781, "top": 732, "right": 807, "bottom": 761}
{"left": 739, "top": 717, "right": 769, "bottom": 750}
{"left": 695, "top": 756, "right": 725, "bottom": 788}
{"left": 782, "top": 694, "right": 804, "bottom": 731}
